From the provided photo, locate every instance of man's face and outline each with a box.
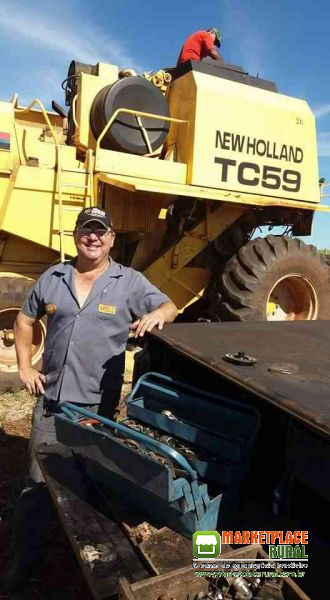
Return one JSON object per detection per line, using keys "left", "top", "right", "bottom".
{"left": 74, "top": 220, "right": 115, "bottom": 262}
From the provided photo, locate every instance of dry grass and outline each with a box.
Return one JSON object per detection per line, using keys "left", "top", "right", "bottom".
{"left": 0, "top": 348, "right": 137, "bottom": 429}
{"left": 124, "top": 346, "right": 137, "bottom": 382}
{"left": 0, "top": 388, "right": 35, "bottom": 437}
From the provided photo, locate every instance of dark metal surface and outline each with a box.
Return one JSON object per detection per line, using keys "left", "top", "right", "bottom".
{"left": 149, "top": 321, "right": 330, "bottom": 437}
{"left": 170, "top": 60, "right": 278, "bottom": 92}
{"left": 36, "top": 443, "right": 150, "bottom": 599}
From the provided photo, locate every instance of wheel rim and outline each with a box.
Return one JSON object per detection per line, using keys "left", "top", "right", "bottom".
{"left": 0, "top": 308, "right": 46, "bottom": 372}
{"left": 266, "top": 274, "right": 318, "bottom": 321}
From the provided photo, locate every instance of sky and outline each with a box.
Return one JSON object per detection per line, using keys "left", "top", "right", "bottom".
{"left": 1, "top": 0, "right": 330, "bottom": 247}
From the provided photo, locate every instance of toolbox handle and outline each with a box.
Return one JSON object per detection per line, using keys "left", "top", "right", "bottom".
{"left": 129, "top": 371, "right": 260, "bottom": 419}
{"left": 61, "top": 402, "right": 198, "bottom": 481}
{"left": 129, "top": 371, "right": 182, "bottom": 402}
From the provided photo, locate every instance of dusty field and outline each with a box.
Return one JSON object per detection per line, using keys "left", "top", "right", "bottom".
{"left": 0, "top": 351, "right": 136, "bottom": 599}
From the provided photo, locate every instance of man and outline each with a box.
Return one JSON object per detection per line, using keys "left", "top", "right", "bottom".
{"left": 177, "top": 28, "right": 224, "bottom": 66}
{"left": 6, "top": 206, "right": 177, "bottom": 591}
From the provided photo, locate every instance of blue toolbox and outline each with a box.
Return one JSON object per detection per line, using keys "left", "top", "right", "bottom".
{"left": 126, "top": 372, "right": 260, "bottom": 486}
{"left": 55, "top": 372, "right": 260, "bottom": 538}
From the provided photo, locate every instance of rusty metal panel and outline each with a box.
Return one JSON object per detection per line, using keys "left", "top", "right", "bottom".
{"left": 149, "top": 321, "right": 330, "bottom": 438}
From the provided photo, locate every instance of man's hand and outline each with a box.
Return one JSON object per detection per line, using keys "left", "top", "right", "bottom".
{"left": 19, "top": 367, "right": 46, "bottom": 395}
{"left": 15, "top": 312, "right": 46, "bottom": 395}
{"left": 209, "top": 48, "right": 224, "bottom": 62}
{"left": 130, "top": 309, "right": 165, "bottom": 338}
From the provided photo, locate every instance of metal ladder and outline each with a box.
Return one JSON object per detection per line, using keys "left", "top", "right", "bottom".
{"left": 56, "top": 147, "right": 94, "bottom": 261}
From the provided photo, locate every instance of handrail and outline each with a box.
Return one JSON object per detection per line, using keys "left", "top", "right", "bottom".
{"left": 71, "top": 94, "right": 79, "bottom": 129}
{"left": 14, "top": 98, "right": 60, "bottom": 145}
{"left": 10, "top": 93, "right": 18, "bottom": 107}
{"left": 320, "top": 183, "right": 330, "bottom": 198}
{"left": 86, "top": 148, "right": 94, "bottom": 207}
{"left": 95, "top": 107, "right": 187, "bottom": 155}
{"left": 56, "top": 146, "right": 65, "bottom": 261}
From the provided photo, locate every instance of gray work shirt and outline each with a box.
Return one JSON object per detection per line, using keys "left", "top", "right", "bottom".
{"left": 22, "top": 259, "right": 170, "bottom": 405}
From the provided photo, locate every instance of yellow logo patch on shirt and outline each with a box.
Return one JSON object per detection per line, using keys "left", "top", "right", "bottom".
{"left": 98, "top": 304, "right": 117, "bottom": 315}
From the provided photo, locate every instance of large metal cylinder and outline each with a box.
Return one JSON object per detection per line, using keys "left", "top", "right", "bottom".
{"left": 90, "top": 76, "right": 170, "bottom": 155}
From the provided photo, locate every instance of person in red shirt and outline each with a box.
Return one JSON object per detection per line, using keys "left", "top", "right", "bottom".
{"left": 177, "top": 28, "right": 224, "bottom": 66}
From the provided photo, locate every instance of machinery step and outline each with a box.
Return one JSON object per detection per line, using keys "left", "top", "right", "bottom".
{"left": 60, "top": 168, "right": 90, "bottom": 173}
{"left": 53, "top": 229, "right": 73, "bottom": 236}
{"left": 61, "top": 183, "right": 89, "bottom": 189}
{"left": 61, "top": 206, "right": 83, "bottom": 211}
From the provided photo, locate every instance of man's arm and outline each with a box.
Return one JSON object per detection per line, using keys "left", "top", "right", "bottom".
{"left": 130, "top": 300, "right": 178, "bottom": 338}
{"left": 14, "top": 311, "right": 46, "bottom": 395}
{"left": 209, "top": 48, "right": 224, "bottom": 62}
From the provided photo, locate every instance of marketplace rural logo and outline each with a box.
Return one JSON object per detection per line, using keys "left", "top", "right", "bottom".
{"left": 193, "top": 531, "right": 221, "bottom": 559}
{"left": 193, "top": 530, "right": 308, "bottom": 560}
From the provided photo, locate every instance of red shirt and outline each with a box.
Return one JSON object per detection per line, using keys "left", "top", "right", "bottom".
{"left": 177, "top": 30, "right": 215, "bottom": 65}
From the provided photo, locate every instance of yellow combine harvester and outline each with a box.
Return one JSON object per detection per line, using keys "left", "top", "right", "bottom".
{"left": 0, "top": 58, "right": 329, "bottom": 388}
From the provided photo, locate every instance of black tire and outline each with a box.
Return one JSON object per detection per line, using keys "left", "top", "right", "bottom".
{"left": 212, "top": 235, "right": 330, "bottom": 321}
{"left": 0, "top": 277, "right": 45, "bottom": 392}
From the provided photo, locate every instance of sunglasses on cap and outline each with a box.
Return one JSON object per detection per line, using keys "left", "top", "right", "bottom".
{"left": 76, "top": 226, "right": 113, "bottom": 238}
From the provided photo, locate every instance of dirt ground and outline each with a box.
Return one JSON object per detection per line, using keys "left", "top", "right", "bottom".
{"left": 0, "top": 352, "right": 136, "bottom": 599}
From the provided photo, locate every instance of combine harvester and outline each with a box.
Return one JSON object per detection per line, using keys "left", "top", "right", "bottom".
{"left": 0, "top": 57, "right": 329, "bottom": 389}
{"left": 0, "top": 54, "right": 321, "bottom": 599}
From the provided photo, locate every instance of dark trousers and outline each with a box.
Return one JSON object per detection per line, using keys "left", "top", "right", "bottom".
{"left": 12, "top": 397, "right": 99, "bottom": 569}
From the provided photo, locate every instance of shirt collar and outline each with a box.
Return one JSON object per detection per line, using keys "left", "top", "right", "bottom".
{"left": 52, "top": 258, "right": 123, "bottom": 309}
{"left": 54, "top": 258, "right": 123, "bottom": 281}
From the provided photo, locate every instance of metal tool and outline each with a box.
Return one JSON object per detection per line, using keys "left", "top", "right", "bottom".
{"left": 161, "top": 409, "right": 178, "bottom": 420}
{"left": 127, "top": 372, "right": 260, "bottom": 487}
{"left": 268, "top": 363, "right": 297, "bottom": 375}
{"left": 226, "top": 577, "right": 252, "bottom": 600}
{"left": 56, "top": 401, "right": 222, "bottom": 538}
{"left": 223, "top": 351, "right": 257, "bottom": 366}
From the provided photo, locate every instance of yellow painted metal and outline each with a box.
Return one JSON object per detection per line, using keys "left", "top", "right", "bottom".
{"left": 56, "top": 148, "right": 94, "bottom": 260}
{"left": 0, "top": 102, "right": 15, "bottom": 172}
{"left": 0, "top": 272, "right": 33, "bottom": 279}
{"left": 97, "top": 172, "right": 330, "bottom": 212}
{"left": 0, "top": 59, "right": 328, "bottom": 319}
{"left": 0, "top": 237, "right": 57, "bottom": 279}
{"left": 76, "top": 65, "right": 119, "bottom": 149}
{"left": 143, "top": 69, "right": 172, "bottom": 93}
{"left": 144, "top": 204, "right": 245, "bottom": 307}
{"left": 0, "top": 93, "right": 93, "bottom": 259}
{"left": 167, "top": 70, "right": 320, "bottom": 204}
{"left": 0, "top": 166, "right": 80, "bottom": 254}
{"left": 96, "top": 151, "right": 187, "bottom": 184}
{"left": 56, "top": 146, "right": 65, "bottom": 260}
{"left": 159, "top": 267, "right": 211, "bottom": 309}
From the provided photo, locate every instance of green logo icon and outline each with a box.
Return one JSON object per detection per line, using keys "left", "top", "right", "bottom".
{"left": 193, "top": 531, "right": 221, "bottom": 559}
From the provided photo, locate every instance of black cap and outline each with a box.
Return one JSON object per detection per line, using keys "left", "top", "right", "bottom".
{"left": 75, "top": 207, "right": 112, "bottom": 229}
